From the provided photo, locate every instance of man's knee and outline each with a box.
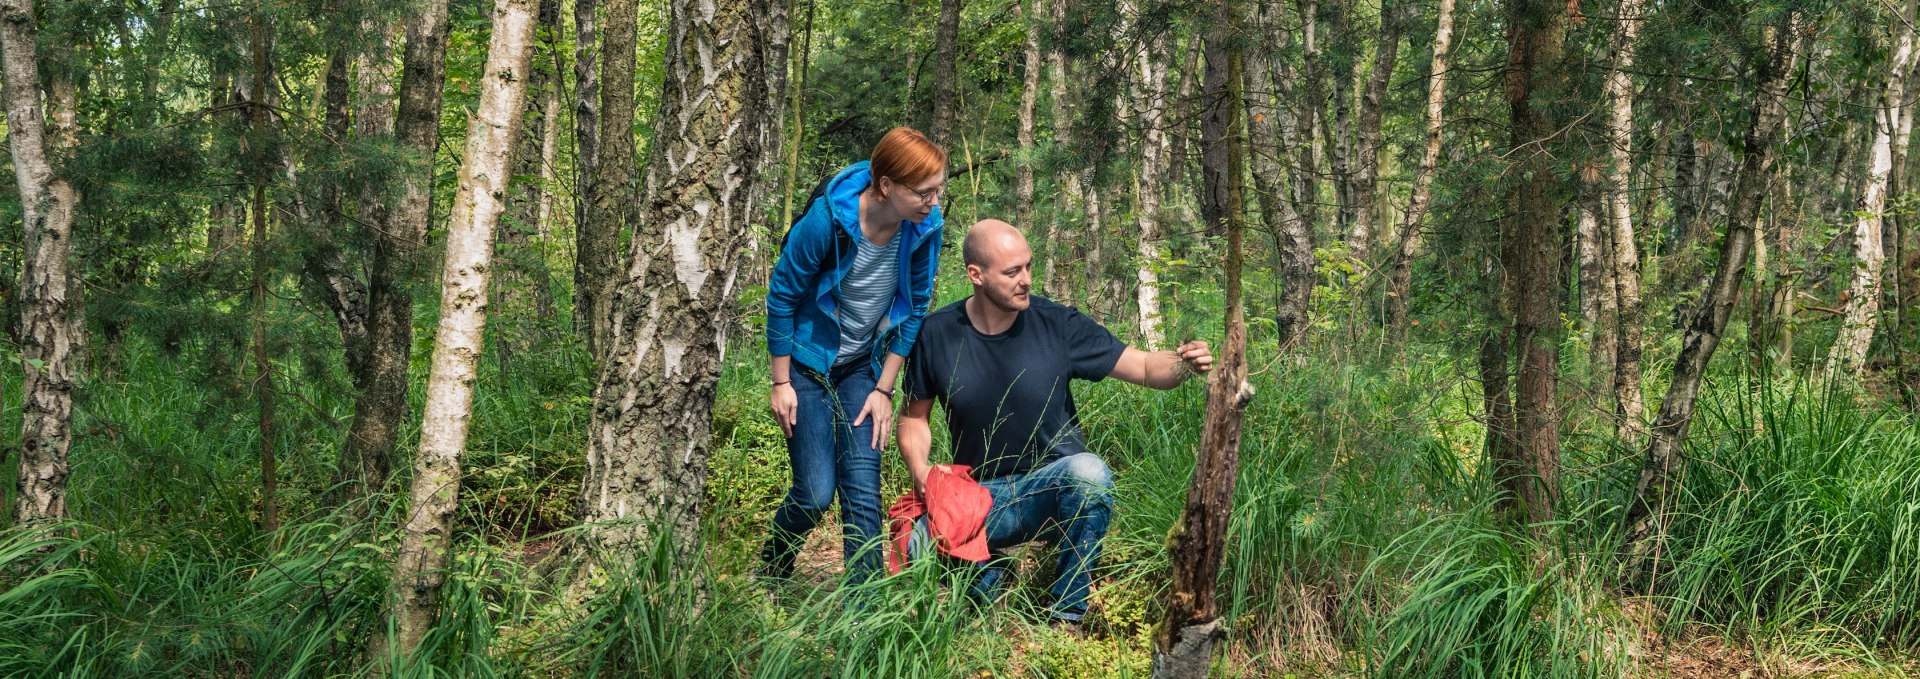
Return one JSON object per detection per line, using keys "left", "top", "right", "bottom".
{"left": 1062, "top": 453, "right": 1114, "bottom": 495}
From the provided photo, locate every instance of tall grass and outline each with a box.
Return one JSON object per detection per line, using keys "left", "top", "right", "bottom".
{"left": 4, "top": 316, "right": 1918, "bottom": 676}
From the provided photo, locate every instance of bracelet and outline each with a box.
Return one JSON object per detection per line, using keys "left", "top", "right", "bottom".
{"left": 874, "top": 386, "right": 895, "bottom": 398}
{"left": 771, "top": 379, "right": 791, "bottom": 386}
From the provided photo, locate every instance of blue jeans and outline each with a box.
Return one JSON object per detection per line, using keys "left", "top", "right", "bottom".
{"left": 761, "top": 361, "right": 885, "bottom": 585}
{"left": 969, "top": 452, "right": 1115, "bottom": 621}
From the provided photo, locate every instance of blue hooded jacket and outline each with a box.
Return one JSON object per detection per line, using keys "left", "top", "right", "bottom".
{"left": 766, "top": 161, "right": 944, "bottom": 376}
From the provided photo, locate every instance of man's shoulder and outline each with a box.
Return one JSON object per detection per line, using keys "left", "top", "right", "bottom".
{"left": 1027, "top": 296, "right": 1108, "bottom": 331}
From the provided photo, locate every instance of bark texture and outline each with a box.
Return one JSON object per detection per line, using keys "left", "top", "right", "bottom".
{"left": 1126, "top": 0, "right": 1171, "bottom": 349}
{"left": 1153, "top": 30, "right": 1251, "bottom": 679}
{"left": 3, "top": 0, "right": 79, "bottom": 524}
{"left": 1248, "top": 0, "right": 1313, "bottom": 352}
{"left": 930, "top": 0, "right": 962, "bottom": 144}
{"left": 1015, "top": 0, "right": 1039, "bottom": 232}
{"left": 1603, "top": 0, "right": 1648, "bottom": 443}
{"left": 249, "top": 4, "right": 279, "bottom": 533}
{"left": 1502, "top": 0, "right": 1570, "bottom": 525}
{"left": 338, "top": 0, "right": 452, "bottom": 501}
{"left": 498, "top": 0, "right": 562, "bottom": 322}
{"left": 581, "top": 0, "right": 639, "bottom": 363}
{"left": 1347, "top": 1, "right": 1403, "bottom": 268}
{"left": 573, "top": 0, "right": 601, "bottom": 338}
{"left": 1387, "top": 0, "right": 1454, "bottom": 347}
{"left": 1622, "top": 14, "right": 1800, "bottom": 559}
{"left": 1827, "top": 0, "right": 1916, "bottom": 380}
{"left": 381, "top": 0, "right": 538, "bottom": 658}
{"left": 577, "top": 0, "right": 787, "bottom": 560}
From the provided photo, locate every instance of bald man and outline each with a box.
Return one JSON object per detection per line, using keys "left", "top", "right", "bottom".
{"left": 899, "top": 219, "right": 1212, "bottom": 625}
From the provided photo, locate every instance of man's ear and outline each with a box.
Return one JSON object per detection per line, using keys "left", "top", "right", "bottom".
{"left": 965, "top": 262, "right": 984, "bottom": 285}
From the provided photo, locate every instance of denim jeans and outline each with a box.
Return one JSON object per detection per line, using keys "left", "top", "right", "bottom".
{"left": 761, "top": 361, "right": 886, "bottom": 585}
{"left": 969, "top": 452, "right": 1116, "bottom": 622}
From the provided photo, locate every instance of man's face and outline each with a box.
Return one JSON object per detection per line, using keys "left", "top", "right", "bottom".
{"left": 967, "top": 236, "right": 1033, "bottom": 313}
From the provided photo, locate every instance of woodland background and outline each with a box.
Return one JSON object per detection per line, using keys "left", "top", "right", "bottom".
{"left": 0, "top": 0, "right": 1918, "bottom": 675}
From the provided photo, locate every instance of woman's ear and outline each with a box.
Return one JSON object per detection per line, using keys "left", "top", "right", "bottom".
{"left": 874, "top": 175, "right": 892, "bottom": 200}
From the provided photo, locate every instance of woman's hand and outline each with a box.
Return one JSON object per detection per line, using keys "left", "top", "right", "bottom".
{"left": 770, "top": 382, "right": 798, "bottom": 438}
{"left": 853, "top": 390, "right": 894, "bottom": 450}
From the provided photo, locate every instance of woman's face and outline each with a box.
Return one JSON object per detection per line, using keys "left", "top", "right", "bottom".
{"left": 880, "top": 171, "right": 947, "bottom": 222}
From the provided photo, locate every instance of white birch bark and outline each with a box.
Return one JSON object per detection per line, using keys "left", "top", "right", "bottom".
{"left": 1604, "top": 0, "right": 1647, "bottom": 441}
{"left": 577, "top": 0, "right": 787, "bottom": 560}
{"left": 1829, "top": 0, "right": 1917, "bottom": 380}
{"left": 1126, "top": 0, "right": 1171, "bottom": 348}
{"left": 2, "top": 0, "right": 79, "bottom": 523}
{"left": 380, "top": 0, "right": 538, "bottom": 659}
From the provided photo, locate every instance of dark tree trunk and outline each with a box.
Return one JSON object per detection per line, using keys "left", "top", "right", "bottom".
{"left": 572, "top": 0, "right": 601, "bottom": 342}
{"left": 313, "top": 43, "right": 370, "bottom": 388}
{"left": 1502, "top": 0, "right": 1570, "bottom": 525}
{"left": 1015, "top": 0, "right": 1039, "bottom": 232}
{"left": 1153, "top": 25, "right": 1252, "bottom": 679}
{"left": 248, "top": 2, "right": 279, "bottom": 533}
{"left": 337, "top": 0, "right": 452, "bottom": 502}
{"left": 580, "top": 0, "right": 638, "bottom": 364}
{"left": 1622, "top": 12, "right": 1802, "bottom": 560}
{"left": 1347, "top": 0, "right": 1403, "bottom": 269}
{"left": 929, "top": 0, "right": 962, "bottom": 145}
{"left": 1247, "top": 0, "right": 1312, "bottom": 352}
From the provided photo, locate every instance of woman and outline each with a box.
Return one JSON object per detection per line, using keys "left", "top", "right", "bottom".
{"left": 761, "top": 127, "right": 947, "bottom": 585}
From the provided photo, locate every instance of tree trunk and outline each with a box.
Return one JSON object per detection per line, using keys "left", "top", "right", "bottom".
{"left": 314, "top": 43, "right": 371, "bottom": 388}
{"left": 1387, "top": 0, "right": 1453, "bottom": 348}
{"left": 1153, "top": 29, "right": 1250, "bottom": 679}
{"left": 1603, "top": 0, "right": 1648, "bottom": 443}
{"left": 1294, "top": 0, "right": 1325, "bottom": 264}
{"left": 249, "top": 2, "right": 280, "bottom": 534}
{"left": 1015, "top": 0, "right": 1039, "bottom": 232}
{"left": 1621, "top": 13, "right": 1801, "bottom": 559}
{"left": 337, "top": 0, "right": 452, "bottom": 502}
{"left": 1347, "top": 0, "right": 1403, "bottom": 269}
{"left": 1324, "top": 0, "right": 1355, "bottom": 243}
{"left": 580, "top": 0, "right": 638, "bottom": 364}
{"left": 1827, "top": 0, "right": 1917, "bottom": 380}
{"left": 1124, "top": 0, "right": 1170, "bottom": 348}
{"left": 572, "top": 0, "right": 600, "bottom": 340}
{"left": 1579, "top": 185, "right": 1617, "bottom": 387}
{"left": 780, "top": 0, "right": 816, "bottom": 229}
{"left": 577, "top": 0, "right": 787, "bottom": 561}
{"left": 378, "top": 0, "right": 538, "bottom": 659}
{"left": 1667, "top": 123, "right": 1696, "bottom": 255}
{"left": 1042, "top": 0, "right": 1080, "bottom": 302}
{"left": 1503, "top": 0, "right": 1570, "bottom": 526}
{"left": 2, "top": 0, "right": 79, "bottom": 524}
{"left": 929, "top": 0, "right": 962, "bottom": 145}
{"left": 1248, "top": 0, "right": 1313, "bottom": 352}
{"left": 497, "top": 0, "right": 562, "bottom": 325}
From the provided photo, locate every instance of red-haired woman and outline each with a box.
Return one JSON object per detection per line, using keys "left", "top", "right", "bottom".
{"left": 761, "top": 127, "right": 947, "bottom": 584}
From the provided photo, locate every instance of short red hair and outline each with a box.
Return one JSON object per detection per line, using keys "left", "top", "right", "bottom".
{"left": 869, "top": 126, "right": 948, "bottom": 189}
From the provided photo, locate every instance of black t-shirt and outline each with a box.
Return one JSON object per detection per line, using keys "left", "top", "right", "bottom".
{"left": 906, "top": 296, "right": 1129, "bottom": 480}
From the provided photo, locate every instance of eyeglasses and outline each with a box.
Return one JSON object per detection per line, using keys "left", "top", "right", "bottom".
{"left": 899, "top": 182, "right": 945, "bottom": 206}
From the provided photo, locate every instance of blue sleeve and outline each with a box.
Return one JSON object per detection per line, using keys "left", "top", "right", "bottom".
{"left": 889, "top": 220, "right": 943, "bottom": 356}
{"left": 766, "top": 198, "right": 832, "bottom": 357}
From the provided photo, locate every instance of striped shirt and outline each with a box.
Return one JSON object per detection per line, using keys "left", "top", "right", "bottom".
{"left": 835, "top": 233, "right": 900, "bottom": 365}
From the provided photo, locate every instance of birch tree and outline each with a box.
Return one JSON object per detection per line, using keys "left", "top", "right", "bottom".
{"left": 1015, "top": 0, "right": 1040, "bottom": 233}
{"left": 1622, "top": 12, "right": 1801, "bottom": 559}
{"left": 1603, "top": 0, "right": 1648, "bottom": 442}
{"left": 378, "top": 0, "right": 539, "bottom": 658}
{"left": 1246, "top": 0, "right": 1314, "bottom": 352}
{"left": 1828, "top": 0, "right": 1917, "bottom": 380}
{"left": 2, "top": 0, "right": 79, "bottom": 523}
{"left": 580, "top": 0, "right": 639, "bottom": 363}
{"left": 577, "top": 0, "right": 787, "bottom": 560}
{"left": 1387, "top": 0, "right": 1454, "bottom": 347}
{"left": 1125, "top": 0, "right": 1171, "bottom": 348}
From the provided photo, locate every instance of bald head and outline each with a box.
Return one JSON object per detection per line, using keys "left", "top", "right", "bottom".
{"left": 962, "top": 219, "right": 1028, "bottom": 268}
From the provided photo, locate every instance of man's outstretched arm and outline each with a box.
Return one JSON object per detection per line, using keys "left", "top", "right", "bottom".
{"left": 898, "top": 397, "right": 939, "bottom": 495}
{"left": 1108, "top": 341, "right": 1213, "bottom": 390}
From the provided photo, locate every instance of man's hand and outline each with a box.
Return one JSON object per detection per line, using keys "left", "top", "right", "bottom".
{"left": 1176, "top": 340, "right": 1213, "bottom": 376}
{"left": 910, "top": 461, "right": 950, "bottom": 498}
{"left": 853, "top": 390, "right": 894, "bottom": 450}
{"left": 770, "top": 383, "right": 798, "bottom": 438}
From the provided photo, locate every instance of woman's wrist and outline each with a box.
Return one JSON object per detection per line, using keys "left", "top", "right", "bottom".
{"left": 873, "top": 386, "right": 895, "bottom": 398}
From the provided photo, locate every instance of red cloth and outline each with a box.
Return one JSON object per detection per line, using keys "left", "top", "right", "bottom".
{"left": 887, "top": 465, "right": 993, "bottom": 574}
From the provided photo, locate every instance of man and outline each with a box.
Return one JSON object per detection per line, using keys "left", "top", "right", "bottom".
{"left": 899, "top": 219, "right": 1212, "bottom": 624}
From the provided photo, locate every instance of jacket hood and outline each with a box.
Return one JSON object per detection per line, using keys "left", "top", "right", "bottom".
{"left": 826, "top": 160, "right": 943, "bottom": 243}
